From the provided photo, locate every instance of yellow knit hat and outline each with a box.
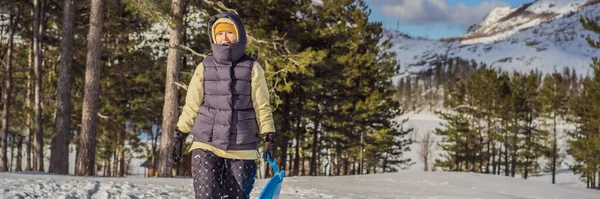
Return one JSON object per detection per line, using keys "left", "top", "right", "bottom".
{"left": 212, "top": 18, "right": 238, "bottom": 43}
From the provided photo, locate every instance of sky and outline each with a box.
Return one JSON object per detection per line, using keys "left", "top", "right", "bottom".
{"left": 365, "top": 0, "right": 535, "bottom": 39}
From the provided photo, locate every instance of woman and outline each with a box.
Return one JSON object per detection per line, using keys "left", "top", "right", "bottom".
{"left": 171, "top": 12, "right": 276, "bottom": 199}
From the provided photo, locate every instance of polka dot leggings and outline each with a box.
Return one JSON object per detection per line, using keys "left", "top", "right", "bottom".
{"left": 191, "top": 148, "right": 256, "bottom": 199}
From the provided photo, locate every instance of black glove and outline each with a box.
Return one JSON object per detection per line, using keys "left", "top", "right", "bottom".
{"left": 263, "top": 132, "right": 276, "bottom": 161}
{"left": 172, "top": 128, "right": 189, "bottom": 163}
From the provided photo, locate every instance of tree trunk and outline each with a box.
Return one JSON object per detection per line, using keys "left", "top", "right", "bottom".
{"left": 511, "top": 147, "right": 517, "bottom": 177}
{"left": 15, "top": 134, "right": 23, "bottom": 172}
{"left": 309, "top": 116, "right": 320, "bottom": 176}
{"left": 343, "top": 158, "right": 348, "bottom": 175}
{"left": 301, "top": 155, "right": 305, "bottom": 176}
{"left": 486, "top": 139, "right": 491, "bottom": 174}
{"left": 9, "top": 136, "right": 14, "bottom": 171}
{"left": 113, "top": 150, "right": 118, "bottom": 177}
{"left": 510, "top": 120, "right": 517, "bottom": 177}
{"left": 280, "top": 137, "right": 289, "bottom": 172}
{"left": 465, "top": 142, "right": 470, "bottom": 171}
{"left": 50, "top": 0, "right": 75, "bottom": 175}
{"left": 479, "top": 136, "right": 484, "bottom": 173}
{"left": 76, "top": 0, "right": 104, "bottom": 176}
{"left": 157, "top": 0, "right": 183, "bottom": 178}
{"left": 293, "top": 103, "right": 302, "bottom": 177}
{"left": 119, "top": 144, "right": 125, "bottom": 177}
{"left": 491, "top": 140, "right": 496, "bottom": 175}
{"left": 552, "top": 116, "right": 557, "bottom": 184}
{"left": 504, "top": 138, "right": 509, "bottom": 176}
{"left": 279, "top": 93, "right": 290, "bottom": 172}
{"left": 592, "top": 171, "right": 596, "bottom": 189}
{"left": 0, "top": 8, "right": 16, "bottom": 172}
{"left": 587, "top": 172, "right": 590, "bottom": 188}
{"left": 32, "top": 0, "right": 45, "bottom": 172}
{"left": 496, "top": 144, "right": 501, "bottom": 175}
{"left": 294, "top": 129, "right": 301, "bottom": 176}
{"left": 152, "top": 124, "right": 158, "bottom": 177}
{"left": 103, "top": 158, "right": 108, "bottom": 177}
{"left": 336, "top": 145, "right": 342, "bottom": 175}
{"left": 26, "top": 44, "right": 33, "bottom": 172}
{"left": 288, "top": 145, "right": 293, "bottom": 176}
{"left": 524, "top": 122, "right": 532, "bottom": 179}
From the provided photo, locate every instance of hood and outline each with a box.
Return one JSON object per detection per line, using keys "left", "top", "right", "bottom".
{"left": 208, "top": 12, "right": 247, "bottom": 64}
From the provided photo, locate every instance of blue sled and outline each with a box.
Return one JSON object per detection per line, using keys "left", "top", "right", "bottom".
{"left": 258, "top": 153, "right": 285, "bottom": 199}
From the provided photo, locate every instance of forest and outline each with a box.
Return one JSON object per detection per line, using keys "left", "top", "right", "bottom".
{"left": 0, "top": 0, "right": 412, "bottom": 178}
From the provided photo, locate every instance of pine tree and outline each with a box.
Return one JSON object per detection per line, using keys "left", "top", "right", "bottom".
{"left": 435, "top": 77, "right": 475, "bottom": 171}
{"left": 569, "top": 16, "right": 600, "bottom": 189}
{"left": 539, "top": 72, "right": 569, "bottom": 183}
{"left": 76, "top": 0, "right": 105, "bottom": 176}
{"left": 516, "top": 71, "right": 546, "bottom": 179}
{"left": 0, "top": 4, "right": 16, "bottom": 172}
{"left": 49, "top": 0, "right": 75, "bottom": 175}
{"left": 32, "top": 0, "right": 45, "bottom": 172}
{"left": 156, "top": 0, "right": 184, "bottom": 178}
{"left": 496, "top": 72, "right": 514, "bottom": 176}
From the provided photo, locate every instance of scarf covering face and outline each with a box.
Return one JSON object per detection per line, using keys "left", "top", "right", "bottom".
{"left": 207, "top": 12, "right": 248, "bottom": 64}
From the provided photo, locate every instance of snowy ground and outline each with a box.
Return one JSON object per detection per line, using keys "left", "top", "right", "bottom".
{"left": 400, "top": 111, "right": 586, "bottom": 188}
{"left": 1, "top": 171, "right": 599, "bottom": 199}
{"left": 2, "top": 112, "right": 596, "bottom": 198}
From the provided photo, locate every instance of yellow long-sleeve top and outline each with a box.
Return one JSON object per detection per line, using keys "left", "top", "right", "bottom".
{"left": 176, "top": 61, "right": 275, "bottom": 160}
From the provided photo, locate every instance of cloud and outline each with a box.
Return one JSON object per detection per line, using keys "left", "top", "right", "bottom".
{"left": 379, "top": 0, "right": 510, "bottom": 27}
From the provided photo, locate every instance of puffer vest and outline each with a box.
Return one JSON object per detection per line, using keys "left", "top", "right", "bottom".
{"left": 190, "top": 55, "right": 259, "bottom": 150}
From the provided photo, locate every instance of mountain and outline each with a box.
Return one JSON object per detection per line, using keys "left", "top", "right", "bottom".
{"left": 391, "top": 0, "right": 600, "bottom": 78}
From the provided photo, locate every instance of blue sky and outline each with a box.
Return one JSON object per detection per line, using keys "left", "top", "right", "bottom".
{"left": 365, "top": 0, "right": 535, "bottom": 39}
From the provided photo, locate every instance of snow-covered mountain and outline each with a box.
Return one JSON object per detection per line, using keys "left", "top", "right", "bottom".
{"left": 392, "top": 0, "right": 600, "bottom": 77}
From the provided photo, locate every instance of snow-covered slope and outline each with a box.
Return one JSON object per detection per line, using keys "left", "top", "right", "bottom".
{"left": 460, "top": 0, "right": 594, "bottom": 44}
{"left": 2, "top": 171, "right": 599, "bottom": 198}
{"left": 392, "top": 0, "right": 600, "bottom": 77}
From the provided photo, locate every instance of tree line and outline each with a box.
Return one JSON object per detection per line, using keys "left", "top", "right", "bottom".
{"left": 430, "top": 16, "right": 600, "bottom": 190}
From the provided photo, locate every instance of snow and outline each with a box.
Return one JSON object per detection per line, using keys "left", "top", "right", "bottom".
{"left": 392, "top": 2, "right": 600, "bottom": 78}
{"left": 399, "top": 111, "right": 584, "bottom": 185}
{"left": 2, "top": 171, "right": 599, "bottom": 198}
{"left": 526, "top": 0, "right": 589, "bottom": 15}
{"left": 479, "top": 6, "right": 520, "bottom": 30}
{"left": 460, "top": 0, "right": 592, "bottom": 44}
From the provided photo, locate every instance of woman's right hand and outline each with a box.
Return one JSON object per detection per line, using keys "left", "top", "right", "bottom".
{"left": 172, "top": 128, "right": 189, "bottom": 163}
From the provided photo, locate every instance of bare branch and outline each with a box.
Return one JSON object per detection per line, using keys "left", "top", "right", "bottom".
{"left": 98, "top": 112, "right": 110, "bottom": 119}
{"left": 285, "top": 56, "right": 300, "bottom": 66}
{"left": 201, "top": 0, "right": 238, "bottom": 14}
{"left": 215, "top": 1, "right": 237, "bottom": 14}
{"left": 247, "top": 35, "right": 270, "bottom": 44}
{"left": 174, "top": 81, "right": 188, "bottom": 91}
{"left": 169, "top": 43, "right": 208, "bottom": 58}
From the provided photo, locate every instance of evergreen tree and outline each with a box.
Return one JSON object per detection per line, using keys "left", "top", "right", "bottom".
{"left": 569, "top": 16, "right": 600, "bottom": 189}
{"left": 539, "top": 72, "right": 569, "bottom": 183}
{"left": 49, "top": 0, "right": 75, "bottom": 175}
{"left": 512, "top": 71, "right": 545, "bottom": 179}
{"left": 76, "top": 0, "right": 105, "bottom": 176}
{"left": 0, "top": 3, "right": 17, "bottom": 172}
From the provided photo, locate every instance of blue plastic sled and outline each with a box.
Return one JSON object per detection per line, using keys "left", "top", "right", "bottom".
{"left": 258, "top": 154, "right": 285, "bottom": 199}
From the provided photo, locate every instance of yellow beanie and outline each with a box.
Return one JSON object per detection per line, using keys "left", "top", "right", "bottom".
{"left": 212, "top": 20, "right": 238, "bottom": 42}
